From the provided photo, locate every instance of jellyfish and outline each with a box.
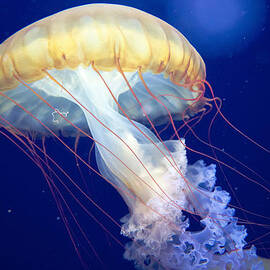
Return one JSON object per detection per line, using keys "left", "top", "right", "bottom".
{"left": 0, "top": 4, "right": 269, "bottom": 270}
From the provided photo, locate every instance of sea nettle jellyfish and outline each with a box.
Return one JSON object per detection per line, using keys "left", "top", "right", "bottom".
{"left": 0, "top": 4, "right": 269, "bottom": 270}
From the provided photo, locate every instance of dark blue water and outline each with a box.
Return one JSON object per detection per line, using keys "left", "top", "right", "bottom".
{"left": 0, "top": 1, "right": 269, "bottom": 269}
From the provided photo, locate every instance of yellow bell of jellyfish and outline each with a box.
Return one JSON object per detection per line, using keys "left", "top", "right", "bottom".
{"left": 0, "top": 4, "right": 269, "bottom": 270}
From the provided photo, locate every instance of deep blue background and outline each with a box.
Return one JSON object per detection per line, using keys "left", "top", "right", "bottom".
{"left": 0, "top": 1, "right": 270, "bottom": 270}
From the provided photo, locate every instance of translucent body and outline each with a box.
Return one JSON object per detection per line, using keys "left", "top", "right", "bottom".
{"left": 0, "top": 4, "right": 205, "bottom": 91}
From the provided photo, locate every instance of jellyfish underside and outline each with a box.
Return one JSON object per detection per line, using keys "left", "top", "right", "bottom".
{"left": 0, "top": 66, "right": 267, "bottom": 270}
{"left": 0, "top": 4, "right": 269, "bottom": 270}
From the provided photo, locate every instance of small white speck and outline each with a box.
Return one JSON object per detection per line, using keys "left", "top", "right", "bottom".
{"left": 8, "top": 209, "right": 12, "bottom": 213}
